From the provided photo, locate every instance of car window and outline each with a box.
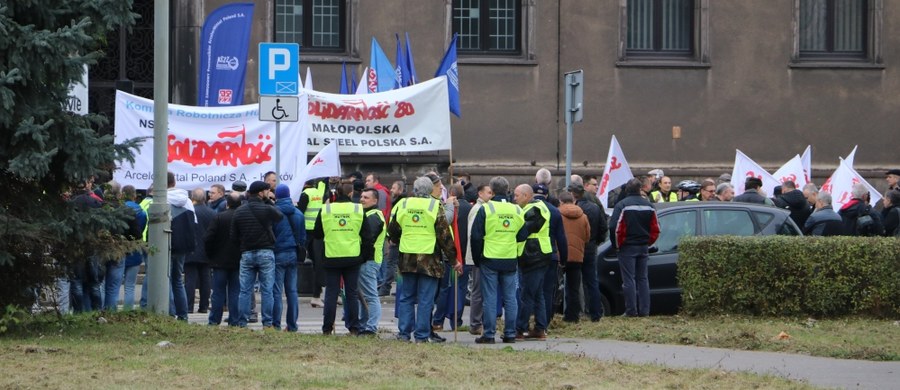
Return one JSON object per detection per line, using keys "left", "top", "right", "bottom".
{"left": 778, "top": 221, "right": 801, "bottom": 236}
{"left": 655, "top": 211, "right": 696, "bottom": 252}
{"left": 702, "top": 210, "right": 755, "bottom": 236}
{"left": 752, "top": 211, "right": 775, "bottom": 228}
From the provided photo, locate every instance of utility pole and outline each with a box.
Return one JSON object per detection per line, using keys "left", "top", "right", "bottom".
{"left": 564, "top": 70, "right": 584, "bottom": 189}
{"left": 147, "top": 0, "right": 171, "bottom": 315}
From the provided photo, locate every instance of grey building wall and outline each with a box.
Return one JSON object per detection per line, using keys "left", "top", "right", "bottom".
{"left": 173, "top": 0, "right": 897, "bottom": 192}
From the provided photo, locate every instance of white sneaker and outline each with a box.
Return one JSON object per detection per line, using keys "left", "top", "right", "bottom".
{"left": 310, "top": 297, "right": 323, "bottom": 308}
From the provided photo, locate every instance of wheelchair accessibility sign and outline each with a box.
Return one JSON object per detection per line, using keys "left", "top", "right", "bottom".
{"left": 258, "top": 96, "right": 299, "bottom": 122}
{"left": 259, "top": 43, "right": 299, "bottom": 96}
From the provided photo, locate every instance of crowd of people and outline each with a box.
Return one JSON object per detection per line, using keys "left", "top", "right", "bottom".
{"left": 55, "top": 165, "right": 900, "bottom": 340}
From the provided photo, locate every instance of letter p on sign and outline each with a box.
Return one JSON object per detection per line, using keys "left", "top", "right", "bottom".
{"left": 259, "top": 43, "right": 299, "bottom": 96}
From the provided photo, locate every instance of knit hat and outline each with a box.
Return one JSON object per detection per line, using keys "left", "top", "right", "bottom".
{"left": 275, "top": 184, "right": 291, "bottom": 199}
{"left": 247, "top": 181, "right": 268, "bottom": 194}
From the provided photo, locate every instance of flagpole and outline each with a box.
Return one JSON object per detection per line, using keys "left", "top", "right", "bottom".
{"left": 449, "top": 147, "right": 458, "bottom": 343}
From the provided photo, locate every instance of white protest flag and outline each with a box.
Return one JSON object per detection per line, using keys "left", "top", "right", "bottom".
{"left": 355, "top": 67, "right": 369, "bottom": 95}
{"left": 772, "top": 154, "right": 809, "bottom": 189}
{"left": 597, "top": 135, "right": 634, "bottom": 212}
{"left": 844, "top": 145, "right": 858, "bottom": 168}
{"left": 730, "top": 150, "right": 779, "bottom": 197}
{"left": 822, "top": 145, "right": 859, "bottom": 192}
{"left": 304, "top": 67, "right": 313, "bottom": 90}
{"left": 800, "top": 145, "right": 812, "bottom": 184}
{"left": 827, "top": 158, "right": 882, "bottom": 212}
{"left": 297, "top": 141, "right": 342, "bottom": 185}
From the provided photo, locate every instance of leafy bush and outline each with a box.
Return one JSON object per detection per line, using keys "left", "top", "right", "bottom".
{"left": 679, "top": 236, "right": 900, "bottom": 318}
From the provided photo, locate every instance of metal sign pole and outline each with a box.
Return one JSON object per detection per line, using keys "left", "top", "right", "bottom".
{"left": 276, "top": 120, "right": 281, "bottom": 185}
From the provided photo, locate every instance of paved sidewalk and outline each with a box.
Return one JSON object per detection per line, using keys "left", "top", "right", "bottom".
{"left": 185, "top": 292, "right": 898, "bottom": 389}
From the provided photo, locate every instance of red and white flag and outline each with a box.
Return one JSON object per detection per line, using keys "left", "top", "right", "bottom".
{"left": 821, "top": 145, "right": 858, "bottom": 192}
{"left": 297, "top": 141, "right": 341, "bottom": 185}
{"left": 800, "top": 145, "right": 812, "bottom": 184}
{"left": 826, "top": 158, "right": 881, "bottom": 211}
{"left": 597, "top": 135, "right": 634, "bottom": 212}
{"left": 773, "top": 154, "right": 809, "bottom": 189}
{"left": 730, "top": 150, "right": 779, "bottom": 197}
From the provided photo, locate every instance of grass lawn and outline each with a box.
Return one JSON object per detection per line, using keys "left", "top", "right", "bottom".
{"left": 0, "top": 311, "right": 813, "bottom": 389}
{"left": 549, "top": 314, "right": 900, "bottom": 361}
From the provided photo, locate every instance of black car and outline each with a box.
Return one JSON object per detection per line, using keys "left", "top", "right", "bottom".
{"left": 596, "top": 202, "right": 802, "bottom": 315}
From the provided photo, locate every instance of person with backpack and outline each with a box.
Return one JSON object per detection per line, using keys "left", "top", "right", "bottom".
{"left": 839, "top": 183, "right": 884, "bottom": 237}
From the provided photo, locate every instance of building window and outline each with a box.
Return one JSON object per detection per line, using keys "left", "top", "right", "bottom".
{"left": 799, "top": 0, "right": 866, "bottom": 59}
{"left": 618, "top": 0, "right": 709, "bottom": 67}
{"left": 792, "top": 0, "right": 881, "bottom": 67}
{"left": 626, "top": 0, "right": 693, "bottom": 57}
{"left": 275, "top": 0, "right": 345, "bottom": 52}
{"left": 452, "top": 0, "right": 522, "bottom": 55}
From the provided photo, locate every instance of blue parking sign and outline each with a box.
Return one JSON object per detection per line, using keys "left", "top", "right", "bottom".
{"left": 259, "top": 43, "right": 299, "bottom": 95}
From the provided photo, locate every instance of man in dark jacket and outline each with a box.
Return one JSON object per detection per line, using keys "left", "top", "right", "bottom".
{"left": 205, "top": 192, "right": 243, "bottom": 326}
{"left": 166, "top": 172, "right": 196, "bottom": 321}
{"left": 734, "top": 177, "right": 773, "bottom": 205}
{"left": 231, "top": 181, "right": 283, "bottom": 328}
{"left": 532, "top": 183, "right": 568, "bottom": 327}
{"left": 568, "top": 181, "right": 606, "bottom": 321}
{"left": 271, "top": 184, "right": 306, "bottom": 332}
{"left": 803, "top": 191, "right": 844, "bottom": 236}
{"left": 513, "top": 184, "right": 553, "bottom": 340}
{"left": 839, "top": 183, "right": 884, "bottom": 237}
{"left": 185, "top": 188, "right": 215, "bottom": 313}
{"left": 608, "top": 178, "right": 660, "bottom": 317}
{"left": 774, "top": 180, "right": 812, "bottom": 228}
{"left": 313, "top": 184, "right": 374, "bottom": 335}
{"left": 208, "top": 184, "right": 227, "bottom": 213}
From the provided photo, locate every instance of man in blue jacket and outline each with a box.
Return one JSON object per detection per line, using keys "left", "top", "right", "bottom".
{"left": 272, "top": 184, "right": 306, "bottom": 331}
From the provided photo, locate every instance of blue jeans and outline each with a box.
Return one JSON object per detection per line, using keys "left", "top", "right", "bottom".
{"left": 123, "top": 264, "right": 140, "bottom": 310}
{"left": 517, "top": 264, "right": 548, "bottom": 332}
{"left": 323, "top": 265, "right": 360, "bottom": 333}
{"left": 617, "top": 245, "right": 650, "bottom": 316}
{"left": 433, "top": 264, "right": 469, "bottom": 329}
{"left": 170, "top": 253, "right": 190, "bottom": 320}
{"left": 378, "top": 243, "right": 399, "bottom": 294}
{"left": 71, "top": 276, "right": 102, "bottom": 312}
{"left": 273, "top": 254, "right": 298, "bottom": 331}
{"left": 238, "top": 249, "right": 275, "bottom": 327}
{"left": 104, "top": 260, "right": 125, "bottom": 311}
{"left": 209, "top": 267, "right": 240, "bottom": 326}
{"left": 397, "top": 272, "right": 439, "bottom": 341}
{"left": 358, "top": 260, "right": 381, "bottom": 332}
{"left": 55, "top": 277, "right": 70, "bottom": 314}
{"left": 480, "top": 265, "right": 518, "bottom": 339}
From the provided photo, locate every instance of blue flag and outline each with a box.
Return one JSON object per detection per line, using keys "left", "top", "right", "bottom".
{"left": 395, "top": 33, "right": 409, "bottom": 88}
{"left": 435, "top": 33, "right": 460, "bottom": 117}
{"left": 350, "top": 67, "right": 358, "bottom": 94}
{"left": 405, "top": 32, "right": 417, "bottom": 85}
{"left": 369, "top": 37, "right": 396, "bottom": 92}
{"left": 339, "top": 62, "right": 349, "bottom": 94}
{"left": 197, "top": 3, "right": 254, "bottom": 106}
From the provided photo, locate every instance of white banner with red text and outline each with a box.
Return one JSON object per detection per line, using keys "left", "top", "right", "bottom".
{"left": 597, "top": 135, "right": 634, "bottom": 213}
{"left": 113, "top": 90, "right": 307, "bottom": 201}
{"left": 302, "top": 76, "right": 451, "bottom": 153}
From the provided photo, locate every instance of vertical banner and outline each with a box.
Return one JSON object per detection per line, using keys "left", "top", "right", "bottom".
{"left": 597, "top": 135, "right": 634, "bottom": 212}
{"left": 198, "top": 3, "right": 255, "bottom": 106}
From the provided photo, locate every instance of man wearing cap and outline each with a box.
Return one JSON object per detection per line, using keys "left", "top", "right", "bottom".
{"left": 887, "top": 169, "right": 900, "bottom": 191}
{"left": 271, "top": 184, "right": 306, "bottom": 332}
{"left": 389, "top": 176, "right": 460, "bottom": 343}
{"left": 470, "top": 177, "right": 532, "bottom": 344}
{"left": 231, "top": 181, "right": 283, "bottom": 328}
{"left": 313, "top": 184, "right": 373, "bottom": 335}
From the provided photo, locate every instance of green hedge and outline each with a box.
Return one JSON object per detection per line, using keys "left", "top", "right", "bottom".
{"left": 678, "top": 236, "right": 900, "bottom": 318}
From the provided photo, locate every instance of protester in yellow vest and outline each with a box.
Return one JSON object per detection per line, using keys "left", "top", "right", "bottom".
{"left": 312, "top": 184, "right": 373, "bottom": 336}
{"left": 512, "top": 184, "right": 553, "bottom": 341}
{"left": 358, "top": 188, "right": 385, "bottom": 335}
{"left": 470, "top": 177, "right": 537, "bottom": 344}
{"left": 299, "top": 179, "right": 327, "bottom": 308}
{"left": 387, "top": 176, "right": 460, "bottom": 343}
